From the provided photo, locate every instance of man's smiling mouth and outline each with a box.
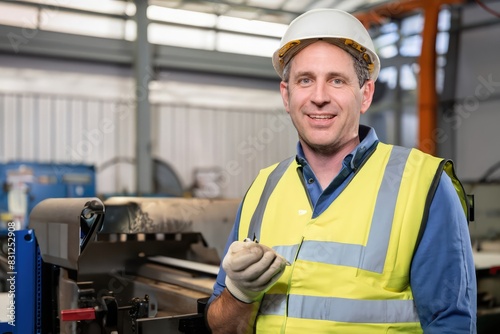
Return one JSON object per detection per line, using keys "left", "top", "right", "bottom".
{"left": 309, "top": 115, "right": 334, "bottom": 119}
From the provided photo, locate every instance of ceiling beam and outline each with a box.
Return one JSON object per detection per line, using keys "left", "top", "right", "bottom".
{"left": 0, "top": 25, "right": 278, "bottom": 80}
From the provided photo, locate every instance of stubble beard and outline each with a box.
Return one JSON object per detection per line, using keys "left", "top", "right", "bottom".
{"left": 300, "top": 135, "right": 340, "bottom": 157}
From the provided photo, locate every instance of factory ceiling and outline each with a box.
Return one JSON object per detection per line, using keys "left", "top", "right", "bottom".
{"left": 149, "top": 0, "right": 395, "bottom": 24}
{"left": 0, "top": 0, "right": 428, "bottom": 79}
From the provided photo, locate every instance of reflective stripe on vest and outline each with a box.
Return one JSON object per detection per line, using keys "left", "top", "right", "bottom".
{"left": 249, "top": 146, "right": 411, "bottom": 273}
{"left": 261, "top": 294, "right": 419, "bottom": 323}
{"left": 247, "top": 156, "right": 295, "bottom": 241}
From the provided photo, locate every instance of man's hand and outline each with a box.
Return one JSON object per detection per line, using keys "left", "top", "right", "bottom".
{"left": 222, "top": 240, "right": 287, "bottom": 303}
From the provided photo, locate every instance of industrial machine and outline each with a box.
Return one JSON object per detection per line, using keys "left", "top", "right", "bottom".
{"left": 0, "top": 196, "right": 239, "bottom": 333}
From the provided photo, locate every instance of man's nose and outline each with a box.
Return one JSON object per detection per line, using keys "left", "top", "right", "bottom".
{"left": 311, "top": 81, "right": 331, "bottom": 107}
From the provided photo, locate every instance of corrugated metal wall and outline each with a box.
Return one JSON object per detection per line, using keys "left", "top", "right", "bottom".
{"left": 0, "top": 92, "right": 297, "bottom": 198}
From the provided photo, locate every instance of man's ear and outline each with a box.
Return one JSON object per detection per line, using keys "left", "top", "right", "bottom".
{"left": 280, "top": 81, "right": 290, "bottom": 113}
{"left": 360, "top": 79, "right": 375, "bottom": 115}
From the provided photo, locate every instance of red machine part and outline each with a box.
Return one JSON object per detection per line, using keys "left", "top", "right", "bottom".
{"left": 60, "top": 308, "right": 96, "bottom": 321}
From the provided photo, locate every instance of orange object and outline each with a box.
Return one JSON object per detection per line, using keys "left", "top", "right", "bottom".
{"left": 419, "top": 0, "right": 464, "bottom": 155}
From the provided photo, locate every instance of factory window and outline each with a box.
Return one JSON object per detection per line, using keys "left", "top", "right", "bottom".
{"left": 149, "top": 23, "right": 217, "bottom": 50}
{"left": 378, "top": 66, "right": 398, "bottom": 90}
{"left": 374, "top": 31, "right": 400, "bottom": 59}
{"left": 216, "top": 15, "right": 286, "bottom": 38}
{"left": 147, "top": 6, "right": 285, "bottom": 57}
{"left": 148, "top": 5, "right": 218, "bottom": 28}
{"left": 378, "top": 45, "right": 399, "bottom": 59}
{"left": 41, "top": 11, "right": 128, "bottom": 40}
{"left": 372, "top": 9, "right": 451, "bottom": 92}
{"left": 40, "top": 0, "right": 133, "bottom": 16}
{"left": 399, "top": 64, "right": 418, "bottom": 90}
{"left": 400, "top": 14, "right": 424, "bottom": 36}
{"left": 436, "top": 31, "right": 450, "bottom": 55}
{"left": 216, "top": 32, "right": 280, "bottom": 57}
{"left": 400, "top": 35, "right": 422, "bottom": 57}
{"left": 0, "top": 1, "right": 130, "bottom": 40}
{"left": 0, "top": 2, "right": 39, "bottom": 29}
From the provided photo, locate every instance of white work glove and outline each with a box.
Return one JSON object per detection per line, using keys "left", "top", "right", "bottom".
{"left": 222, "top": 240, "right": 287, "bottom": 303}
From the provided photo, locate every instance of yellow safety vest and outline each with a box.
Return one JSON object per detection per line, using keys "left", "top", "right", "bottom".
{"left": 238, "top": 143, "right": 468, "bottom": 333}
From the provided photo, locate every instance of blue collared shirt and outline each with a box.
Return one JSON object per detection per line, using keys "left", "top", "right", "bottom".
{"left": 210, "top": 125, "right": 476, "bottom": 333}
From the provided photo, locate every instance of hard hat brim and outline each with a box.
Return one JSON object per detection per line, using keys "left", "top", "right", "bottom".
{"left": 272, "top": 37, "right": 380, "bottom": 82}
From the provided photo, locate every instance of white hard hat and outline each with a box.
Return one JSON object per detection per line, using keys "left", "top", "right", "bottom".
{"left": 272, "top": 8, "right": 380, "bottom": 81}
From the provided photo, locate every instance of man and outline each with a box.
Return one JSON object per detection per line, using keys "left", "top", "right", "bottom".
{"left": 206, "top": 8, "right": 476, "bottom": 334}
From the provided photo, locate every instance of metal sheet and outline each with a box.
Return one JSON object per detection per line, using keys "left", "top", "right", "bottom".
{"left": 28, "top": 197, "right": 104, "bottom": 270}
{"left": 148, "top": 256, "right": 219, "bottom": 276}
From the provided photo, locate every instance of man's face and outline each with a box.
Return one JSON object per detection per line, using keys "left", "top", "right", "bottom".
{"left": 280, "top": 41, "right": 374, "bottom": 156}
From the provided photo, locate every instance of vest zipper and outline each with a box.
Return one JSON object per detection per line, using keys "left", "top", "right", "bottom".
{"left": 280, "top": 235, "right": 305, "bottom": 334}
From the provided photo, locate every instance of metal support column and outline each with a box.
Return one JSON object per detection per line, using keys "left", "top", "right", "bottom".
{"left": 438, "top": 6, "right": 462, "bottom": 160}
{"left": 394, "top": 21, "right": 403, "bottom": 147}
{"left": 418, "top": 0, "right": 464, "bottom": 155}
{"left": 134, "top": 0, "right": 153, "bottom": 195}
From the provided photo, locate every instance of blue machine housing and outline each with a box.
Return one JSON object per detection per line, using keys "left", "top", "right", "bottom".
{"left": 0, "top": 229, "right": 39, "bottom": 333}
{"left": 0, "top": 161, "right": 96, "bottom": 231}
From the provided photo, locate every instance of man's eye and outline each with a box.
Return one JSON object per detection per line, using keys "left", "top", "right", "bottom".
{"left": 332, "top": 78, "right": 345, "bottom": 86}
{"left": 299, "top": 78, "right": 312, "bottom": 85}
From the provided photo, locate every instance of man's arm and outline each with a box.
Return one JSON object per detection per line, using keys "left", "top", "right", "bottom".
{"left": 206, "top": 289, "right": 260, "bottom": 334}
{"left": 206, "top": 206, "right": 256, "bottom": 333}
{"left": 207, "top": 211, "right": 255, "bottom": 333}
{"left": 411, "top": 172, "right": 477, "bottom": 333}
{"left": 205, "top": 205, "right": 287, "bottom": 333}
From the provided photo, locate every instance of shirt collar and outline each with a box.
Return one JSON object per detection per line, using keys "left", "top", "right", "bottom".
{"left": 296, "top": 125, "right": 379, "bottom": 170}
